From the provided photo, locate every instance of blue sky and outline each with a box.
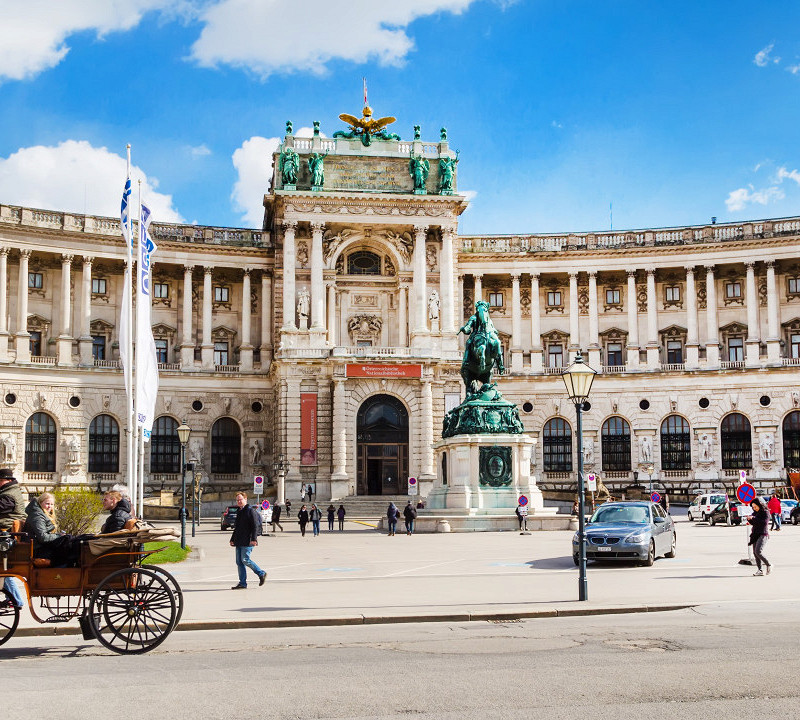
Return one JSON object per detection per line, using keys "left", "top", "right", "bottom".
{"left": 0, "top": 0, "right": 798, "bottom": 234}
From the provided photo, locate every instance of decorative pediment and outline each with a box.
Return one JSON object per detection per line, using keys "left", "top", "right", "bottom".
{"left": 781, "top": 317, "right": 800, "bottom": 331}
{"left": 599, "top": 327, "right": 629, "bottom": 341}
{"left": 541, "top": 329, "right": 569, "bottom": 343}
{"left": 27, "top": 314, "right": 50, "bottom": 332}
{"left": 347, "top": 314, "right": 382, "bottom": 343}
{"left": 719, "top": 321, "right": 747, "bottom": 335}
{"left": 659, "top": 324, "right": 687, "bottom": 339}
{"left": 90, "top": 318, "right": 114, "bottom": 334}
{"left": 211, "top": 325, "right": 237, "bottom": 342}
{"left": 152, "top": 323, "right": 177, "bottom": 340}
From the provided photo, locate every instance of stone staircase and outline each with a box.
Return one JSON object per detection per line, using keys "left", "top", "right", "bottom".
{"left": 331, "top": 495, "right": 412, "bottom": 519}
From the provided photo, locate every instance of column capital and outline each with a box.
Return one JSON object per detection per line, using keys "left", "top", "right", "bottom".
{"left": 568, "top": 270, "right": 579, "bottom": 280}
{"left": 626, "top": 268, "right": 638, "bottom": 278}
{"left": 530, "top": 272, "right": 540, "bottom": 281}
{"left": 765, "top": 259, "right": 776, "bottom": 270}
{"left": 203, "top": 265, "right": 213, "bottom": 276}
{"left": 19, "top": 249, "right": 32, "bottom": 259}
{"left": 282, "top": 219, "right": 298, "bottom": 231}
{"left": 646, "top": 267, "right": 657, "bottom": 277}
{"left": 441, "top": 225, "right": 456, "bottom": 238}
{"left": 473, "top": 272, "right": 483, "bottom": 280}
{"left": 310, "top": 221, "right": 325, "bottom": 233}
{"left": 61, "top": 253, "right": 74, "bottom": 264}
{"left": 243, "top": 267, "right": 252, "bottom": 277}
{"left": 0, "top": 247, "right": 9, "bottom": 258}
{"left": 183, "top": 264, "right": 194, "bottom": 275}
{"left": 413, "top": 223, "right": 429, "bottom": 236}
{"left": 684, "top": 265, "right": 695, "bottom": 275}
{"left": 704, "top": 264, "right": 716, "bottom": 273}
{"left": 82, "top": 255, "right": 94, "bottom": 266}
{"left": 587, "top": 270, "right": 597, "bottom": 280}
{"left": 744, "top": 261, "right": 756, "bottom": 271}
{"left": 510, "top": 272, "right": 521, "bottom": 282}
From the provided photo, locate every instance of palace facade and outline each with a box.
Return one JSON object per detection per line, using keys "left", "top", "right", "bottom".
{"left": 1, "top": 118, "right": 799, "bottom": 501}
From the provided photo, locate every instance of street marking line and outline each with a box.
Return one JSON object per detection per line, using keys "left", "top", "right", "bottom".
{"left": 381, "top": 559, "right": 462, "bottom": 577}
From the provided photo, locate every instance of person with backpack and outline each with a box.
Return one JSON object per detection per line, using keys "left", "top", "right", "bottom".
{"left": 403, "top": 501, "right": 417, "bottom": 535}
{"left": 229, "top": 492, "right": 267, "bottom": 590}
{"left": 387, "top": 502, "right": 399, "bottom": 536}
{"left": 326, "top": 504, "right": 336, "bottom": 531}
{"left": 310, "top": 504, "right": 322, "bottom": 536}
{"left": 337, "top": 504, "right": 346, "bottom": 531}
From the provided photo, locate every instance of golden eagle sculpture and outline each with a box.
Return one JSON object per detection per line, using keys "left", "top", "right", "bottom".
{"left": 334, "top": 105, "right": 401, "bottom": 146}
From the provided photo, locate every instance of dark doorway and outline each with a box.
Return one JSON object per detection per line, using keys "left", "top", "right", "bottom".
{"left": 357, "top": 395, "right": 409, "bottom": 495}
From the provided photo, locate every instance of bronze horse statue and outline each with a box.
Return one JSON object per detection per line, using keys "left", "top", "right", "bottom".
{"left": 458, "top": 300, "right": 505, "bottom": 395}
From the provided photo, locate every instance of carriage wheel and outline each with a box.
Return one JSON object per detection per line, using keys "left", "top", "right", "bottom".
{"left": 142, "top": 565, "right": 184, "bottom": 630}
{"left": 88, "top": 567, "right": 176, "bottom": 655}
{"left": 0, "top": 589, "right": 20, "bottom": 647}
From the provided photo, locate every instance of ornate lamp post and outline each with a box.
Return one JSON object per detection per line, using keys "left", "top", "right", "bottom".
{"left": 272, "top": 453, "right": 290, "bottom": 506}
{"left": 562, "top": 351, "right": 597, "bottom": 601}
{"left": 176, "top": 420, "right": 191, "bottom": 550}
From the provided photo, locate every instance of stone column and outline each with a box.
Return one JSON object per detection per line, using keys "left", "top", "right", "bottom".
{"left": 765, "top": 261, "right": 781, "bottom": 364}
{"left": 473, "top": 273, "right": 483, "bottom": 303}
{"left": 440, "top": 228, "right": 455, "bottom": 333}
{"left": 745, "top": 261, "right": 760, "bottom": 367}
{"left": 398, "top": 283, "right": 408, "bottom": 347}
{"left": 457, "top": 273, "right": 464, "bottom": 327}
{"left": 685, "top": 266, "right": 699, "bottom": 369}
{"left": 14, "top": 249, "right": 31, "bottom": 363}
{"left": 412, "top": 224, "right": 429, "bottom": 338}
{"left": 510, "top": 273, "right": 523, "bottom": 373}
{"left": 260, "top": 272, "right": 273, "bottom": 366}
{"left": 180, "top": 265, "right": 195, "bottom": 368}
{"left": 327, "top": 282, "right": 337, "bottom": 346}
{"left": 281, "top": 221, "right": 297, "bottom": 330}
{"left": 420, "top": 379, "right": 434, "bottom": 479}
{"left": 201, "top": 266, "right": 214, "bottom": 369}
{"left": 587, "top": 271, "right": 601, "bottom": 369}
{"left": 310, "top": 221, "right": 325, "bottom": 337}
{"left": 0, "top": 248, "right": 8, "bottom": 361}
{"left": 240, "top": 268, "right": 253, "bottom": 370}
{"left": 645, "top": 267, "right": 660, "bottom": 369}
{"left": 56, "top": 253, "right": 74, "bottom": 365}
{"left": 705, "top": 265, "right": 720, "bottom": 367}
{"left": 331, "top": 379, "right": 348, "bottom": 483}
{"left": 530, "top": 273, "right": 542, "bottom": 372}
{"left": 78, "top": 256, "right": 93, "bottom": 365}
{"left": 626, "top": 269, "right": 639, "bottom": 368}
{"left": 568, "top": 271, "right": 579, "bottom": 360}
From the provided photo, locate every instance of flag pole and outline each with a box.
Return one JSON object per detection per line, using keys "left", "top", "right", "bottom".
{"left": 137, "top": 177, "right": 144, "bottom": 517}
{"left": 125, "top": 145, "right": 136, "bottom": 506}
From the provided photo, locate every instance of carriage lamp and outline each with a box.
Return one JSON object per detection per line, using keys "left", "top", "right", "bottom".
{"left": 177, "top": 420, "right": 191, "bottom": 549}
{"left": 562, "top": 351, "right": 597, "bottom": 602}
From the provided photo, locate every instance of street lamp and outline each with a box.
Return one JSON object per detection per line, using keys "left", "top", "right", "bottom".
{"left": 272, "top": 453, "right": 290, "bottom": 506}
{"left": 562, "top": 351, "right": 597, "bottom": 602}
{"left": 176, "top": 420, "right": 191, "bottom": 550}
{"left": 643, "top": 462, "right": 655, "bottom": 495}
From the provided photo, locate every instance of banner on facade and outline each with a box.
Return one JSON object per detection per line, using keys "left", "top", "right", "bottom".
{"left": 345, "top": 364, "right": 422, "bottom": 378}
{"left": 300, "top": 393, "right": 317, "bottom": 465}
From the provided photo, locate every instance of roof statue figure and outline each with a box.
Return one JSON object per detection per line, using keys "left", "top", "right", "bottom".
{"left": 308, "top": 151, "right": 328, "bottom": 188}
{"left": 279, "top": 147, "right": 299, "bottom": 186}
{"left": 334, "top": 99, "right": 401, "bottom": 147}
{"left": 409, "top": 152, "right": 429, "bottom": 193}
{"left": 439, "top": 151, "right": 459, "bottom": 194}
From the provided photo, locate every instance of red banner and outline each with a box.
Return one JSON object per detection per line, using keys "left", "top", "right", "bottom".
{"left": 345, "top": 364, "right": 422, "bottom": 378}
{"left": 300, "top": 393, "right": 317, "bottom": 465}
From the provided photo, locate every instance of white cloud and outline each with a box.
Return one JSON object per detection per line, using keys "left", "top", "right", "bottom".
{"left": 0, "top": 0, "right": 177, "bottom": 82}
{"left": 231, "top": 135, "right": 280, "bottom": 227}
{"left": 776, "top": 166, "right": 800, "bottom": 185}
{"left": 725, "top": 185, "right": 784, "bottom": 212}
{"left": 0, "top": 140, "right": 183, "bottom": 222}
{"left": 190, "top": 144, "right": 212, "bottom": 157}
{"left": 788, "top": 64, "right": 800, "bottom": 75}
{"left": 190, "top": 0, "right": 476, "bottom": 77}
{"left": 754, "top": 43, "right": 780, "bottom": 67}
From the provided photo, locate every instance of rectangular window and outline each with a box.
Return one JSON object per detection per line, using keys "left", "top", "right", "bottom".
{"left": 789, "top": 277, "right": 800, "bottom": 295}
{"left": 728, "top": 337, "right": 744, "bottom": 361}
{"left": 791, "top": 333, "right": 800, "bottom": 359}
{"left": 29, "top": 330, "right": 42, "bottom": 356}
{"left": 665, "top": 286, "right": 681, "bottom": 302}
{"left": 214, "top": 286, "right": 229, "bottom": 303}
{"left": 667, "top": 340, "right": 683, "bottom": 364}
{"left": 547, "top": 291, "right": 562, "bottom": 307}
{"left": 606, "top": 342, "right": 623, "bottom": 366}
{"left": 28, "top": 272, "right": 43, "bottom": 289}
{"left": 605, "top": 289, "right": 620, "bottom": 305}
{"left": 153, "top": 282, "right": 169, "bottom": 299}
{"left": 155, "top": 339, "right": 168, "bottom": 363}
{"left": 488, "top": 292, "right": 503, "bottom": 308}
{"left": 725, "top": 282, "right": 742, "bottom": 299}
{"left": 213, "top": 341, "right": 229, "bottom": 365}
{"left": 548, "top": 344, "right": 563, "bottom": 368}
{"left": 92, "top": 335, "right": 106, "bottom": 360}
{"left": 91, "top": 278, "right": 107, "bottom": 295}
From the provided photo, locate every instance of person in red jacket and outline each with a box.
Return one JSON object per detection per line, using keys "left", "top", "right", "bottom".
{"left": 767, "top": 494, "right": 783, "bottom": 531}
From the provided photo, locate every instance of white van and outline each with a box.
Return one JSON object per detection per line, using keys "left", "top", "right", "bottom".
{"left": 688, "top": 493, "right": 729, "bottom": 522}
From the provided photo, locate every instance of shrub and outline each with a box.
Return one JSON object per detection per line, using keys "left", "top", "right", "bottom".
{"left": 53, "top": 488, "right": 104, "bottom": 534}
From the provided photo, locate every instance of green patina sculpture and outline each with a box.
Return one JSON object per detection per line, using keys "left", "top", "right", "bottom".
{"left": 313, "top": 120, "right": 320, "bottom": 136}
{"left": 286, "top": 120, "right": 293, "bottom": 136}
{"left": 439, "top": 152, "right": 459, "bottom": 193}
{"left": 413, "top": 125, "right": 421, "bottom": 140}
{"left": 440, "top": 127, "right": 447, "bottom": 141}
{"left": 279, "top": 147, "right": 299, "bottom": 186}
{"left": 479, "top": 446, "right": 513, "bottom": 487}
{"left": 308, "top": 151, "right": 328, "bottom": 187}
{"left": 442, "top": 300, "right": 524, "bottom": 438}
{"left": 334, "top": 106, "right": 401, "bottom": 147}
{"left": 409, "top": 152, "right": 430, "bottom": 192}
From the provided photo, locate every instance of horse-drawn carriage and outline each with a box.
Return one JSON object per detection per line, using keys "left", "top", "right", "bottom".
{"left": 0, "top": 522, "right": 183, "bottom": 654}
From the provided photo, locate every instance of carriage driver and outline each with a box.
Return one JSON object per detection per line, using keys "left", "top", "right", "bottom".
{"left": 0, "top": 468, "right": 27, "bottom": 609}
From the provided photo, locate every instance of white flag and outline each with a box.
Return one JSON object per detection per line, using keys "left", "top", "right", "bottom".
{"left": 135, "top": 203, "right": 159, "bottom": 440}
{"left": 118, "top": 179, "right": 133, "bottom": 393}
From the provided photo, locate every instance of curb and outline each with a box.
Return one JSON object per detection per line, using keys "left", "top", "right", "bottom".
{"left": 11, "top": 603, "right": 694, "bottom": 638}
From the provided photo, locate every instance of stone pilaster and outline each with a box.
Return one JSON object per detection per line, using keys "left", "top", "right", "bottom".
{"left": 420, "top": 378, "right": 435, "bottom": 480}
{"left": 568, "top": 271, "right": 579, "bottom": 361}
{"left": 260, "top": 272, "right": 273, "bottom": 366}
{"left": 587, "top": 271, "right": 601, "bottom": 369}
{"left": 240, "top": 268, "right": 253, "bottom": 370}
{"left": 201, "top": 266, "right": 213, "bottom": 370}
{"left": 530, "top": 273, "right": 542, "bottom": 373}
{"left": 685, "top": 266, "right": 699, "bottom": 369}
{"left": 310, "top": 221, "right": 325, "bottom": 343}
{"left": 765, "top": 261, "right": 781, "bottom": 364}
{"left": 14, "top": 249, "right": 31, "bottom": 363}
{"left": 705, "top": 265, "right": 719, "bottom": 367}
{"left": 0, "top": 248, "right": 10, "bottom": 361}
{"left": 626, "top": 269, "right": 639, "bottom": 368}
{"left": 440, "top": 227, "right": 455, "bottom": 334}
{"left": 510, "top": 273, "right": 523, "bottom": 373}
{"left": 281, "top": 221, "right": 297, "bottom": 330}
{"left": 180, "top": 265, "right": 195, "bottom": 369}
{"left": 646, "top": 267, "right": 660, "bottom": 369}
{"left": 57, "top": 253, "right": 74, "bottom": 365}
{"left": 78, "top": 256, "right": 93, "bottom": 365}
{"left": 745, "top": 261, "right": 760, "bottom": 367}
{"left": 411, "top": 224, "right": 429, "bottom": 342}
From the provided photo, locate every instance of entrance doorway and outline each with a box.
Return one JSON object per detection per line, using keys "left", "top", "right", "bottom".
{"left": 357, "top": 395, "right": 409, "bottom": 495}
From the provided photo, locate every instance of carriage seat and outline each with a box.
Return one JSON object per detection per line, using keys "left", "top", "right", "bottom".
{"left": 33, "top": 558, "right": 51, "bottom": 568}
{"left": 123, "top": 518, "right": 138, "bottom": 531}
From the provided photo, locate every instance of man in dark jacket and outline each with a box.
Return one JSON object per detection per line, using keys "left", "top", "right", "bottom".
{"left": 271, "top": 503, "right": 283, "bottom": 532}
{"left": 229, "top": 492, "right": 267, "bottom": 589}
{"left": 403, "top": 501, "right": 417, "bottom": 535}
{"left": 0, "top": 468, "right": 26, "bottom": 609}
{"left": 100, "top": 491, "right": 132, "bottom": 533}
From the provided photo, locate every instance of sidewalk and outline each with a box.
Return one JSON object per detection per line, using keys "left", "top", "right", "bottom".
{"left": 14, "top": 516, "right": 799, "bottom": 635}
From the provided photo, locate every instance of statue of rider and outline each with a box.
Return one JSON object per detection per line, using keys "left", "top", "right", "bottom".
{"left": 458, "top": 300, "right": 505, "bottom": 396}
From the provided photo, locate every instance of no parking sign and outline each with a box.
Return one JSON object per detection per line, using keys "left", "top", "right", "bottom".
{"left": 253, "top": 475, "right": 264, "bottom": 495}
{"left": 261, "top": 500, "right": 270, "bottom": 510}
{"left": 408, "top": 477, "right": 418, "bottom": 496}
{"left": 736, "top": 483, "right": 756, "bottom": 505}
{"left": 650, "top": 491, "right": 661, "bottom": 505}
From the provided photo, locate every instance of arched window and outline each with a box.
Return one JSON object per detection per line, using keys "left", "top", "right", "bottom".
{"left": 212, "top": 418, "right": 241, "bottom": 473}
{"left": 783, "top": 411, "right": 800, "bottom": 468}
{"left": 150, "top": 416, "right": 180, "bottom": 474}
{"left": 721, "top": 413, "right": 752, "bottom": 469}
{"left": 660, "top": 415, "right": 691, "bottom": 471}
{"left": 347, "top": 251, "right": 381, "bottom": 275}
{"left": 601, "top": 416, "right": 631, "bottom": 472}
{"left": 25, "top": 412, "right": 56, "bottom": 472}
{"left": 89, "top": 414, "right": 120, "bottom": 473}
{"left": 543, "top": 418, "right": 572, "bottom": 472}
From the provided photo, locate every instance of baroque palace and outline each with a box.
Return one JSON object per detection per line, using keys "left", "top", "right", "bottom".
{"left": 1, "top": 112, "right": 799, "bottom": 502}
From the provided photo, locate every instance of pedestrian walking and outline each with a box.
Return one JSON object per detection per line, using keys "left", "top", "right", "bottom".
{"left": 327, "top": 504, "right": 335, "bottom": 531}
{"left": 515, "top": 503, "right": 528, "bottom": 531}
{"left": 337, "top": 504, "right": 346, "bottom": 531}
{"left": 310, "top": 504, "right": 322, "bottom": 536}
{"left": 297, "top": 504, "right": 309, "bottom": 537}
{"left": 403, "top": 500, "right": 417, "bottom": 535}
{"left": 768, "top": 494, "right": 782, "bottom": 531}
{"left": 285, "top": 499, "right": 292, "bottom": 518}
{"left": 271, "top": 503, "right": 283, "bottom": 532}
{"left": 659, "top": 493, "right": 670, "bottom": 515}
{"left": 229, "top": 492, "right": 267, "bottom": 590}
{"left": 387, "top": 502, "right": 399, "bottom": 536}
{"left": 748, "top": 497, "right": 772, "bottom": 576}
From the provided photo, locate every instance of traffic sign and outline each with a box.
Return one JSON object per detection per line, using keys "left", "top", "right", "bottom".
{"left": 739, "top": 469, "right": 748, "bottom": 483}
{"left": 261, "top": 499, "right": 270, "bottom": 510}
{"left": 587, "top": 473, "right": 597, "bottom": 492}
{"left": 253, "top": 475, "right": 264, "bottom": 495}
{"left": 408, "top": 477, "right": 418, "bottom": 496}
{"left": 650, "top": 491, "right": 661, "bottom": 505}
{"left": 518, "top": 494, "right": 528, "bottom": 507}
{"left": 736, "top": 483, "right": 756, "bottom": 504}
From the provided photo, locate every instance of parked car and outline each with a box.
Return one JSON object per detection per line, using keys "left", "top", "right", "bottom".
{"left": 688, "top": 493, "right": 729, "bottom": 522}
{"left": 572, "top": 501, "right": 676, "bottom": 567}
{"left": 791, "top": 503, "right": 800, "bottom": 525}
{"left": 220, "top": 505, "right": 238, "bottom": 531}
{"left": 708, "top": 501, "right": 741, "bottom": 526}
{"left": 780, "top": 499, "right": 798, "bottom": 522}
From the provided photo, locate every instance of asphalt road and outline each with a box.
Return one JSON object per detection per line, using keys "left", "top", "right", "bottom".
{"left": 2, "top": 601, "right": 797, "bottom": 719}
